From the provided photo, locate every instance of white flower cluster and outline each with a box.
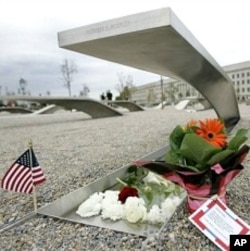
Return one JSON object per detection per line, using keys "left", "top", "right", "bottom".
{"left": 76, "top": 189, "right": 183, "bottom": 225}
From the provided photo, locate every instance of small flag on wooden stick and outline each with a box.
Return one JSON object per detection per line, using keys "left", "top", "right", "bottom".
{"left": 1, "top": 145, "right": 46, "bottom": 194}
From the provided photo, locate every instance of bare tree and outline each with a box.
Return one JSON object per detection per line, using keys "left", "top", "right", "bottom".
{"left": 45, "top": 90, "right": 51, "bottom": 96}
{"left": 18, "top": 78, "right": 28, "bottom": 95}
{"left": 165, "top": 82, "right": 178, "bottom": 105}
{"left": 79, "top": 83, "right": 90, "bottom": 97}
{"left": 115, "top": 72, "right": 125, "bottom": 95}
{"left": 115, "top": 72, "right": 135, "bottom": 100}
{"left": 60, "top": 58, "right": 78, "bottom": 96}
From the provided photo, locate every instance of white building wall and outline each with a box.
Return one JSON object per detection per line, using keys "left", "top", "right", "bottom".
{"left": 131, "top": 61, "right": 250, "bottom": 105}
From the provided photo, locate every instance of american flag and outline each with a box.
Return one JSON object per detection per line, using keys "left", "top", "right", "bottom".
{"left": 1, "top": 148, "right": 46, "bottom": 194}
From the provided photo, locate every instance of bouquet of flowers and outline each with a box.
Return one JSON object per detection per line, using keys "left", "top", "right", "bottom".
{"left": 135, "top": 118, "right": 249, "bottom": 213}
{"left": 76, "top": 166, "right": 186, "bottom": 225}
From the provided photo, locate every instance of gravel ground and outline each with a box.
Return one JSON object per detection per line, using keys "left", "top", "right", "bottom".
{"left": 0, "top": 104, "right": 249, "bottom": 251}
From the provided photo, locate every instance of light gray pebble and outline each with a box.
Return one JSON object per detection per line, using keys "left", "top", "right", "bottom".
{"left": 0, "top": 105, "right": 249, "bottom": 251}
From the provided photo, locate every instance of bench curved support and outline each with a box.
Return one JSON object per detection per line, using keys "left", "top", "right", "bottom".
{"left": 58, "top": 8, "right": 239, "bottom": 131}
{"left": 111, "top": 101, "right": 144, "bottom": 112}
{"left": 0, "top": 96, "right": 123, "bottom": 119}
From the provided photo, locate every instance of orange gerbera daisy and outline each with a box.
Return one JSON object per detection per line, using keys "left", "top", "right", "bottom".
{"left": 195, "top": 118, "right": 227, "bottom": 148}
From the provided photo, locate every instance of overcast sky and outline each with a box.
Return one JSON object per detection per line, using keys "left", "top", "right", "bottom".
{"left": 1, "top": 0, "right": 250, "bottom": 99}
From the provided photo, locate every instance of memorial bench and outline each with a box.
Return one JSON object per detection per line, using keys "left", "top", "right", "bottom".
{"left": 0, "top": 96, "right": 123, "bottom": 118}
{"left": 38, "top": 7, "right": 241, "bottom": 237}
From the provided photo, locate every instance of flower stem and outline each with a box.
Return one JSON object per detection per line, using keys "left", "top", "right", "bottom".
{"left": 116, "top": 177, "right": 127, "bottom": 186}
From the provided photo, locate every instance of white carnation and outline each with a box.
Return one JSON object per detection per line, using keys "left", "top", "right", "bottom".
{"left": 101, "top": 190, "right": 124, "bottom": 221}
{"left": 76, "top": 192, "right": 104, "bottom": 217}
{"left": 104, "top": 190, "right": 119, "bottom": 199}
{"left": 161, "top": 197, "right": 176, "bottom": 220}
{"left": 101, "top": 202, "right": 124, "bottom": 221}
{"left": 101, "top": 190, "right": 119, "bottom": 207}
{"left": 124, "top": 197, "right": 147, "bottom": 223}
{"left": 147, "top": 205, "right": 164, "bottom": 224}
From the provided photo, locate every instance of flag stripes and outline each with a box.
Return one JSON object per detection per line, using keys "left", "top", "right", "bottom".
{"left": 1, "top": 148, "right": 46, "bottom": 194}
{"left": 32, "top": 166, "right": 46, "bottom": 186}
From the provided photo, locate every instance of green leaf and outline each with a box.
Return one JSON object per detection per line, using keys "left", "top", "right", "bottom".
{"left": 126, "top": 176, "right": 137, "bottom": 186}
{"left": 207, "top": 149, "right": 235, "bottom": 166}
{"left": 165, "top": 149, "right": 182, "bottom": 164}
{"left": 227, "top": 128, "right": 248, "bottom": 150}
{"left": 181, "top": 163, "right": 207, "bottom": 172}
{"left": 179, "top": 134, "right": 221, "bottom": 166}
{"left": 141, "top": 186, "right": 153, "bottom": 204}
{"left": 127, "top": 165, "right": 137, "bottom": 173}
{"left": 169, "top": 125, "right": 186, "bottom": 150}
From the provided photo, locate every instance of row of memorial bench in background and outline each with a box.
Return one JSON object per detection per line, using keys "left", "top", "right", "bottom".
{"left": 0, "top": 97, "right": 144, "bottom": 119}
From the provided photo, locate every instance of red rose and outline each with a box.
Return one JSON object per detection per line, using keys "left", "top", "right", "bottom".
{"left": 118, "top": 186, "right": 139, "bottom": 204}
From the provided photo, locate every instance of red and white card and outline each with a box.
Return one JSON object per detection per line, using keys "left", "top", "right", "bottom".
{"left": 189, "top": 197, "right": 250, "bottom": 251}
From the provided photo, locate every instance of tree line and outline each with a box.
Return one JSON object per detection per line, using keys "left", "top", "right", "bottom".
{"left": 0, "top": 58, "right": 136, "bottom": 100}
